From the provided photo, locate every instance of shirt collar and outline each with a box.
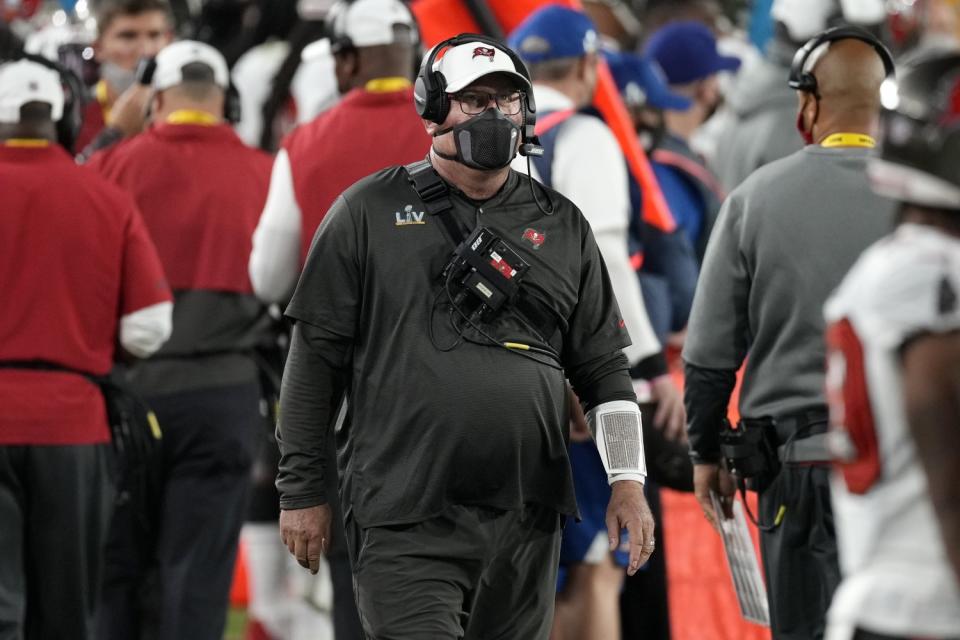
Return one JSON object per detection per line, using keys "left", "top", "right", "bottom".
{"left": 532, "top": 84, "right": 576, "bottom": 112}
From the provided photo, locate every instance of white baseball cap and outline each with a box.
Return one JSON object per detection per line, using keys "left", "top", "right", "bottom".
{"left": 434, "top": 41, "right": 530, "bottom": 93}
{"left": 328, "top": 0, "right": 417, "bottom": 51}
{"left": 153, "top": 40, "right": 230, "bottom": 91}
{"left": 0, "top": 59, "right": 65, "bottom": 123}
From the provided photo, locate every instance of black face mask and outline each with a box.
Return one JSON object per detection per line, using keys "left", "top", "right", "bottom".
{"left": 433, "top": 108, "right": 521, "bottom": 171}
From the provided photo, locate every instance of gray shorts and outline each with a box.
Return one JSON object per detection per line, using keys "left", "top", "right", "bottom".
{"left": 344, "top": 503, "right": 561, "bottom": 640}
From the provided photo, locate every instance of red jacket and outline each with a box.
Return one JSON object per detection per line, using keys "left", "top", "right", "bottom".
{"left": 88, "top": 122, "right": 273, "bottom": 293}
{"left": 283, "top": 87, "right": 431, "bottom": 263}
{"left": 0, "top": 144, "right": 171, "bottom": 444}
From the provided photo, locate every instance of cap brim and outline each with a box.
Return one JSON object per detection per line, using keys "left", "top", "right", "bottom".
{"left": 647, "top": 90, "right": 693, "bottom": 111}
{"left": 444, "top": 69, "right": 531, "bottom": 94}
{"left": 714, "top": 54, "right": 741, "bottom": 74}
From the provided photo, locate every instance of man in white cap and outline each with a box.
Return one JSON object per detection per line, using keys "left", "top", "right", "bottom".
{"left": 87, "top": 40, "right": 276, "bottom": 640}
{"left": 276, "top": 34, "right": 655, "bottom": 639}
{"left": 0, "top": 58, "right": 172, "bottom": 640}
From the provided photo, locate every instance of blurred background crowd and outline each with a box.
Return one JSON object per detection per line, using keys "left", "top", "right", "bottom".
{"left": 1, "top": 1, "right": 959, "bottom": 639}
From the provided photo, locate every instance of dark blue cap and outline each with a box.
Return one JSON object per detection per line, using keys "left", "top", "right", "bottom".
{"left": 604, "top": 49, "right": 693, "bottom": 111}
{"left": 507, "top": 5, "right": 599, "bottom": 64}
{"left": 643, "top": 21, "right": 741, "bottom": 85}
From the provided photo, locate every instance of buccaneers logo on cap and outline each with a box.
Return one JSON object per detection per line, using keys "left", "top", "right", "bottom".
{"left": 473, "top": 46, "right": 495, "bottom": 61}
{"left": 521, "top": 228, "right": 545, "bottom": 250}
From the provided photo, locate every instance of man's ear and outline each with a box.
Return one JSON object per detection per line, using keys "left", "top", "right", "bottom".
{"left": 341, "top": 50, "right": 360, "bottom": 79}
{"left": 423, "top": 118, "right": 442, "bottom": 137}
{"left": 796, "top": 92, "right": 812, "bottom": 131}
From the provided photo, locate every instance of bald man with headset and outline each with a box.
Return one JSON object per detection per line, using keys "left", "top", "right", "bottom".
{"left": 683, "top": 27, "right": 898, "bottom": 640}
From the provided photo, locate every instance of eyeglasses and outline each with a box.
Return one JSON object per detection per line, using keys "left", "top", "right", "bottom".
{"left": 450, "top": 90, "right": 523, "bottom": 115}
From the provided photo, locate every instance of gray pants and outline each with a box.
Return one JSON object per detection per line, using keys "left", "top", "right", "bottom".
{"left": 345, "top": 504, "right": 561, "bottom": 640}
{"left": 0, "top": 443, "right": 114, "bottom": 640}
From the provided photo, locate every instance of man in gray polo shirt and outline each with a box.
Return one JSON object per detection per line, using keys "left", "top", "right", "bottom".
{"left": 683, "top": 28, "right": 896, "bottom": 640}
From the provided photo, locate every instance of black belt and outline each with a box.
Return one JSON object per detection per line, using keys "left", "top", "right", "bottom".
{"left": 741, "top": 407, "right": 831, "bottom": 463}
{"left": 771, "top": 408, "right": 829, "bottom": 445}
{"left": 0, "top": 359, "right": 161, "bottom": 460}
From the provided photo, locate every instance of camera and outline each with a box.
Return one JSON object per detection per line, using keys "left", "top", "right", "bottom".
{"left": 443, "top": 226, "right": 530, "bottom": 318}
{"left": 719, "top": 419, "right": 781, "bottom": 480}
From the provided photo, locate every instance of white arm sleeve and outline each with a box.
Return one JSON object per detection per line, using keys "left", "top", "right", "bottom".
{"left": 586, "top": 399, "right": 647, "bottom": 484}
{"left": 553, "top": 118, "right": 661, "bottom": 365}
{"left": 249, "top": 149, "right": 303, "bottom": 304}
{"left": 120, "top": 301, "right": 173, "bottom": 358}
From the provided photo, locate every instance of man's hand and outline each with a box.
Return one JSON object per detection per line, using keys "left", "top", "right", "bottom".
{"left": 650, "top": 374, "right": 686, "bottom": 442}
{"left": 693, "top": 463, "right": 737, "bottom": 533}
{"left": 606, "top": 480, "right": 656, "bottom": 576}
{"left": 567, "top": 385, "right": 592, "bottom": 442}
{"left": 279, "top": 504, "right": 332, "bottom": 574}
{"left": 107, "top": 84, "right": 153, "bottom": 136}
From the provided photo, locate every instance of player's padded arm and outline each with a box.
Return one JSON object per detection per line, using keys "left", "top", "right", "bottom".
{"left": 684, "top": 361, "right": 737, "bottom": 464}
{"left": 902, "top": 330, "right": 960, "bottom": 583}
{"left": 568, "top": 350, "right": 647, "bottom": 484}
{"left": 276, "top": 320, "right": 351, "bottom": 510}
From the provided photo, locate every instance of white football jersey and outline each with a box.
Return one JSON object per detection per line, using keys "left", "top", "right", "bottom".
{"left": 823, "top": 223, "right": 960, "bottom": 639}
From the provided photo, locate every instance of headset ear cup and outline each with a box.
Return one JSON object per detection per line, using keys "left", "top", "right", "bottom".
{"left": 225, "top": 83, "right": 241, "bottom": 124}
{"left": 433, "top": 72, "right": 449, "bottom": 123}
{"left": 414, "top": 75, "right": 430, "bottom": 119}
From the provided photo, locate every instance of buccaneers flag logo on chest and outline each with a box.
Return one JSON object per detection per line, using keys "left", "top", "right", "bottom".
{"left": 522, "top": 228, "right": 545, "bottom": 250}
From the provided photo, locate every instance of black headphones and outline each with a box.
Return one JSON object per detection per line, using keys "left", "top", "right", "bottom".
{"left": 10, "top": 52, "right": 84, "bottom": 153}
{"left": 414, "top": 33, "right": 541, "bottom": 155}
{"left": 137, "top": 56, "right": 242, "bottom": 124}
{"left": 789, "top": 25, "right": 895, "bottom": 95}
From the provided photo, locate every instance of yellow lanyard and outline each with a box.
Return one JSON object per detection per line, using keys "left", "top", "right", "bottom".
{"left": 96, "top": 79, "right": 112, "bottom": 123}
{"left": 821, "top": 133, "right": 876, "bottom": 148}
{"left": 165, "top": 109, "right": 221, "bottom": 126}
{"left": 3, "top": 139, "right": 50, "bottom": 147}
{"left": 364, "top": 77, "right": 413, "bottom": 93}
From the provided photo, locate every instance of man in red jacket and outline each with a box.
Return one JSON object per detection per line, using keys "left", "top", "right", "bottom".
{"left": 87, "top": 40, "right": 275, "bottom": 640}
{"left": 0, "top": 59, "right": 172, "bottom": 640}
{"left": 249, "top": 0, "right": 430, "bottom": 302}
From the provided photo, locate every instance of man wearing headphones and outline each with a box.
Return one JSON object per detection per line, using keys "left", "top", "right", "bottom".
{"left": 86, "top": 41, "right": 275, "bottom": 640}
{"left": 823, "top": 52, "right": 960, "bottom": 640}
{"left": 684, "top": 27, "right": 897, "bottom": 639}
{"left": 276, "top": 34, "right": 655, "bottom": 640}
{"left": 0, "top": 58, "right": 172, "bottom": 639}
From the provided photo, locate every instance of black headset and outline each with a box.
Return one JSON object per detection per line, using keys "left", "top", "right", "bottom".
{"left": 414, "top": 33, "right": 540, "bottom": 154}
{"left": 789, "top": 25, "right": 896, "bottom": 95}
{"left": 136, "top": 55, "right": 242, "bottom": 124}
{"left": 10, "top": 52, "right": 84, "bottom": 153}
